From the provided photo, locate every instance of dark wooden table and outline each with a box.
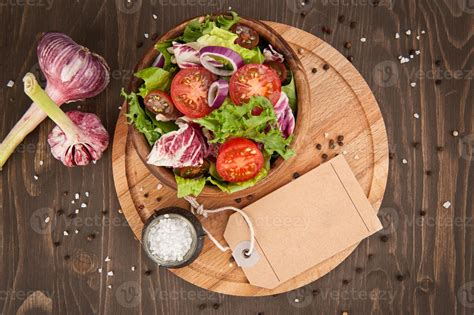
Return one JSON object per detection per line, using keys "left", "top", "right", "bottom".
{"left": 0, "top": 0, "right": 472, "bottom": 314}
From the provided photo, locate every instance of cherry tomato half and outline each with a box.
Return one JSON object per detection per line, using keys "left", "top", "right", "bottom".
{"left": 265, "top": 61, "right": 288, "bottom": 83}
{"left": 170, "top": 67, "right": 217, "bottom": 118}
{"left": 230, "top": 24, "right": 259, "bottom": 49}
{"left": 144, "top": 90, "right": 176, "bottom": 115}
{"left": 216, "top": 138, "right": 264, "bottom": 183}
{"left": 229, "top": 64, "right": 281, "bottom": 106}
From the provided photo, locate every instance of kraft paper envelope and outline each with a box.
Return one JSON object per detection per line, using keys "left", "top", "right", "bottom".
{"left": 223, "top": 155, "right": 383, "bottom": 289}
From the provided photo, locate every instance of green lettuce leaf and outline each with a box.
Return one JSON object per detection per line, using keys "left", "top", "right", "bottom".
{"left": 182, "top": 17, "right": 214, "bottom": 43}
{"left": 196, "top": 24, "right": 264, "bottom": 64}
{"left": 216, "top": 11, "right": 240, "bottom": 30}
{"left": 134, "top": 67, "right": 172, "bottom": 97}
{"left": 175, "top": 175, "right": 206, "bottom": 198}
{"left": 282, "top": 73, "right": 297, "bottom": 112}
{"left": 207, "top": 157, "right": 270, "bottom": 194}
{"left": 195, "top": 96, "right": 295, "bottom": 159}
{"left": 154, "top": 41, "right": 175, "bottom": 71}
{"left": 121, "top": 89, "right": 178, "bottom": 145}
{"left": 122, "top": 89, "right": 161, "bottom": 145}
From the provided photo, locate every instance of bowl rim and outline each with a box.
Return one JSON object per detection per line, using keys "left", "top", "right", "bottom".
{"left": 126, "top": 14, "right": 310, "bottom": 197}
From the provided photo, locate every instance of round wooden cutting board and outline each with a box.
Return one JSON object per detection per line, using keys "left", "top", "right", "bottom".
{"left": 112, "top": 22, "right": 388, "bottom": 296}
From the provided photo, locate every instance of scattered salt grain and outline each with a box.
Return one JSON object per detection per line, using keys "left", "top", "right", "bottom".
{"left": 105, "top": 256, "right": 111, "bottom": 262}
{"left": 402, "top": 158, "right": 408, "bottom": 164}
{"left": 421, "top": 30, "right": 426, "bottom": 34}
{"left": 405, "top": 30, "right": 412, "bottom": 36}
{"left": 33, "top": 175, "right": 39, "bottom": 181}
{"left": 144, "top": 33, "right": 149, "bottom": 39}
{"left": 152, "top": 14, "right": 158, "bottom": 20}
{"left": 354, "top": 155, "right": 360, "bottom": 160}
{"left": 413, "top": 113, "right": 420, "bottom": 119}
{"left": 324, "top": 132, "right": 329, "bottom": 138}
{"left": 147, "top": 217, "right": 192, "bottom": 262}
{"left": 395, "top": 32, "right": 400, "bottom": 39}
{"left": 452, "top": 130, "right": 459, "bottom": 137}
{"left": 416, "top": 35, "right": 420, "bottom": 40}
{"left": 85, "top": 191, "right": 90, "bottom": 197}
{"left": 342, "top": 150, "right": 348, "bottom": 155}
{"left": 410, "top": 82, "right": 417, "bottom": 88}
{"left": 74, "top": 209, "right": 80, "bottom": 214}
{"left": 107, "top": 271, "right": 114, "bottom": 276}
{"left": 92, "top": 160, "right": 97, "bottom": 164}
{"left": 156, "top": 183, "right": 163, "bottom": 190}
{"left": 415, "top": 50, "right": 421, "bottom": 55}
{"left": 63, "top": 230, "right": 69, "bottom": 236}
{"left": 44, "top": 216, "right": 50, "bottom": 223}
{"left": 80, "top": 203, "right": 87, "bottom": 208}
{"left": 98, "top": 268, "right": 102, "bottom": 273}
{"left": 39, "top": 160, "right": 44, "bottom": 166}
{"left": 74, "top": 229, "right": 79, "bottom": 234}
{"left": 131, "top": 266, "right": 136, "bottom": 271}
{"left": 139, "top": 187, "right": 144, "bottom": 192}
{"left": 118, "top": 106, "right": 122, "bottom": 110}
{"left": 294, "top": 298, "right": 300, "bottom": 303}
{"left": 71, "top": 200, "right": 75, "bottom": 204}
{"left": 107, "top": 285, "right": 112, "bottom": 289}
{"left": 6, "top": 80, "right": 14, "bottom": 87}
{"left": 75, "top": 193, "right": 80, "bottom": 200}
{"left": 118, "top": 208, "right": 123, "bottom": 214}
{"left": 400, "top": 56, "right": 410, "bottom": 64}
{"left": 360, "top": 37, "right": 367, "bottom": 42}
{"left": 442, "top": 201, "right": 451, "bottom": 209}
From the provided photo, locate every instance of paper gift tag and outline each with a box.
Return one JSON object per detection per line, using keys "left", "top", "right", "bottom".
{"left": 223, "top": 155, "right": 383, "bottom": 289}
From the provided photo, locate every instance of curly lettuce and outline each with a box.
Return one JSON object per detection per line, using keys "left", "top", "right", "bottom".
{"left": 195, "top": 96, "right": 295, "bottom": 159}
{"left": 175, "top": 175, "right": 207, "bottom": 198}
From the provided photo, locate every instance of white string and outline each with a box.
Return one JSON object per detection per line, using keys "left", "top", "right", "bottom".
{"left": 184, "top": 196, "right": 256, "bottom": 256}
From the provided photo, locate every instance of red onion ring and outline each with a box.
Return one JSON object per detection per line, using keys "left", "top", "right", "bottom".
{"left": 152, "top": 53, "right": 165, "bottom": 68}
{"left": 208, "top": 79, "right": 229, "bottom": 109}
{"left": 199, "top": 46, "right": 244, "bottom": 76}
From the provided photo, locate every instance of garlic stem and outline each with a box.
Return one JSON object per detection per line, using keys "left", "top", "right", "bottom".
{"left": 23, "top": 73, "right": 80, "bottom": 137}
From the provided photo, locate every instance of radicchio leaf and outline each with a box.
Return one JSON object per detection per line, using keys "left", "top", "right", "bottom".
{"left": 171, "top": 41, "right": 202, "bottom": 68}
{"left": 147, "top": 123, "right": 208, "bottom": 168}
{"left": 273, "top": 92, "right": 295, "bottom": 138}
{"left": 263, "top": 44, "right": 284, "bottom": 63}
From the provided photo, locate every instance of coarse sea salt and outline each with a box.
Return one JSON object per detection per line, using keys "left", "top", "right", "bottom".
{"left": 147, "top": 218, "right": 192, "bottom": 262}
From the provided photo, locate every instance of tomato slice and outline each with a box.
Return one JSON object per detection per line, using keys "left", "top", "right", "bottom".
{"left": 170, "top": 67, "right": 217, "bottom": 118}
{"left": 144, "top": 90, "right": 174, "bottom": 115}
{"left": 230, "top": 24, "right": 260, "bottom": 49}
{"left": 265, "top": 61, "right": 288, "bottom": 83}
{"left": 216, "top": 138, "right": 264, "bottom": 183}
{"left": 229, "top": 64, "right": 281, "bottom": 106}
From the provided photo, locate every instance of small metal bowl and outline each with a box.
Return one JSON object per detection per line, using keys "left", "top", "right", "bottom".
{"left": 142, "top": 207, "right": 206, "bottom": 268}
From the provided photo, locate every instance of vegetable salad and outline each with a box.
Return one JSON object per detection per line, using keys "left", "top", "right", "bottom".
{"left": 122, "top": 12, "right": 297, "bottom": 197}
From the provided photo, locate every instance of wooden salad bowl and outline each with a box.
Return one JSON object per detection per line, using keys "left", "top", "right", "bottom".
{"left": 127, "top": 15, "right": 311, "bottom": 197}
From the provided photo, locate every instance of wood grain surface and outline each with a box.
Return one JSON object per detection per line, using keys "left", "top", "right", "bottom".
{"left": 0, "top": 0, "right": 472, "bottom": 314}
{"left": 113, "top": 21, "right": 389, "bottom": 296}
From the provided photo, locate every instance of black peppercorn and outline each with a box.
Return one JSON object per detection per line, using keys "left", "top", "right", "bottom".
{"left": 322, "top": 153, "right": 328, "bottom": 160}
{"left": 311, "top": 67, "right": 317, "bottom": 73}
{"left": 293, "top": 172, "right": 301, "bottom": 179}
{"left": 322, "top": 64, "right": 330, "bottom": 71}
{"left": 350, "top": 21, "right": 357, "bottom": 29}
{"left": 396, "top": 274, "right": 404, "bottom": 281}
{"left": 338, "top": 15, "right": 345, "bottom": 23}
{"left": 380, "top": 235, "right": 389, "bottom": 242}
{"left": 344, "top": 42, "right": 352, "bottom": 49}
{"left": 145, "top": 270, "right": 152, "bottom": 276}
{"left": 235, "top": 198, "right": 242, "bottom": 203}
{"left": 64, "top": 254, "right": 71, "bottom": 260}
{"left": 316, "top": 143, "right": 322, "bottom": 150}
